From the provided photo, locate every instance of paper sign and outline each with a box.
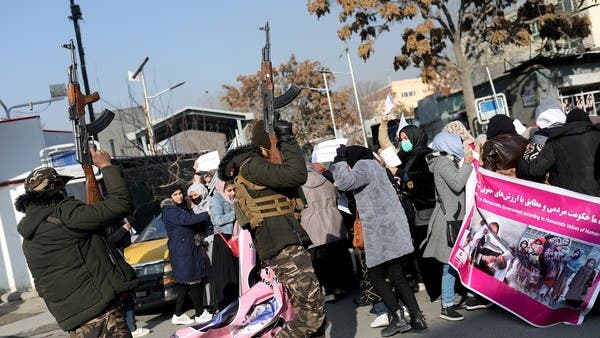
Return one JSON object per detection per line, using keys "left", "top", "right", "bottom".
{"left": 381, "top": 92, "right": 394, "bottom": 116}
{"left": 379, "top": 146, "right": 401, "bottom": 167}
{"left": 195, "top": 151, "right": 220, "bottom": 172}
{"left": 311, "top": 138, "right": 348, "bottom": 163}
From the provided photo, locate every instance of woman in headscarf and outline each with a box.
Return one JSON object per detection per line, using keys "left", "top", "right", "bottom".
{"left": 517, "top": 108, "right": 600, "bottom": 196}
{"left": 519, "top": 99, "right": 566, "bottom": 182}
{"left": 421, "top": 132, "right": 474, "bottom": 321}
{"left": 208, "top": 178, "right": 239, "bottom": 315}
{"left": 442, "top": 120, "right": 475, "bottom": 151}
{"left": 330, "top": 145, "right": 427, "bottom": 335}
{"left": 162, "top": 185, "right": 211, "bottom": 325}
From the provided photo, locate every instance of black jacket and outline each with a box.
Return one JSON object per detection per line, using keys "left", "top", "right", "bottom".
{"left": 218, "top": 140, "right": 311, "bottom": 260}
{"left": 16, "top": 166, "right": 137, "bottom": 331}
{"left": 517, "top": 121, "right": 600, "bottom": 196}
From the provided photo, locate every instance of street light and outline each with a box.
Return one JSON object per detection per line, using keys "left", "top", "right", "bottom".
{"left": 129, "top": 56, "right": 185, "bottom": 155}
{"left": 303, "top": 86, "right": 338, "bottom": 139}
{"left": 0, "top": 97, "right": 65, "bottom": 120}
{"left": 319, "top": 50, "right": 368, "bottom": 146}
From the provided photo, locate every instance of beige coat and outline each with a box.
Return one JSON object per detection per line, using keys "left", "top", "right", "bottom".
{"left": 301, "top": 166, "right": 347, "bottom": 248}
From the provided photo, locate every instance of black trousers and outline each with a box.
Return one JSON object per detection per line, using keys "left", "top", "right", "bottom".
{"left": 368, "top": 257, "right": 421, "bottom": 316}
{"left": 174, "top": 282, "right": 204, "bottom": 317}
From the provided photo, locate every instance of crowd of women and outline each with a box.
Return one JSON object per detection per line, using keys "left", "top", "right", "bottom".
{"left": 154, "top": 96, "right": 600, "bottom": 337}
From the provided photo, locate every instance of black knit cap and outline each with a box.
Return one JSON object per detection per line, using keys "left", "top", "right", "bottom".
{"left": 251, "top": 120, "right": 271, "bottom": 149}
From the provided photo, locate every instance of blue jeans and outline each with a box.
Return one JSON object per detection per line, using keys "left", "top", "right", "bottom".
{"left": 121, "top": 294, "right": 137, "bottom": 332}
{"left": 442, "top": 263, "right": 458, "bottom": 308}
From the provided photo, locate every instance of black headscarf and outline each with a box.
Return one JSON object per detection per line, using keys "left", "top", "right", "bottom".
{"left": 486, "top": 114, "right": 516, "bottom": 140}
{"left": 346, "top": 145, "right": 374, "bottom": 168}
{"left": 566, "top": 108, "right": 591, "bottom": 123}
{"left": 397, "top": 125, "right": 430, "bottom": 163}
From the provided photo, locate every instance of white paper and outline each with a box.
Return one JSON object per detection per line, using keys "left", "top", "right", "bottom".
{"left": 195, "top": 150, "right": 220, "bottom": 172}
{"left": 311, "top": 138, "right": 348, "bottom": 163}
{"left": 379, "top": 146, "right": 401, "bottom": 167}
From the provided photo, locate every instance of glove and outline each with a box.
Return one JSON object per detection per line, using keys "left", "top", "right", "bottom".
{"left": 274, "top": 120, "right": 294, "bottom": 142}
{"left": 333, "top": 145, "right": 347, "bottom": 163}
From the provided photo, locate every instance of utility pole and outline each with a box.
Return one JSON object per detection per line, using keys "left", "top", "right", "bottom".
{"left": 68, "top": 0, "right": 95, "bottom": 126}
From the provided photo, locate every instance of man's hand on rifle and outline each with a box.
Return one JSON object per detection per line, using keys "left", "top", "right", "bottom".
{"left": 90, "top": 147, "right": 112, "bottom": 169}
{"left": 274, "top": 120, "right": 294, "bottom": 142}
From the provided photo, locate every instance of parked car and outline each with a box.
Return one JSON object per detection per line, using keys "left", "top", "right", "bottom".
{"left": 124, "top": 214, "right": 176, "bottom": 310}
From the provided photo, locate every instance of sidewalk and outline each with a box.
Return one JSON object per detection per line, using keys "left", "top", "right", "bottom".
{"left": 0, "top": 291, "right": 59, "bottom": 338}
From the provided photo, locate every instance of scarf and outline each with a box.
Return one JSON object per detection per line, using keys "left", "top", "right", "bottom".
{"left": 431, "top": 131, "right": 464, "bottom": 160}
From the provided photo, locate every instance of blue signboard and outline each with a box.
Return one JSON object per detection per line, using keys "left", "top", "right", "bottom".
{"left": 51, "top": 151, "right": 77, "bottom": 168}
{"left": 475, "top": 93, "right": 509, "bottom": 124}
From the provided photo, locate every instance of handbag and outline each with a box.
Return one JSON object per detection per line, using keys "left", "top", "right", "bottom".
{"left": 216, "top": 229, "right": 239, "bottom": 258}
{"left": 434, "top": 182, "right": 463, "bottom": 248}
{"left": 352, "top": 214, "right": 365, "bottom": 249}
{"left": 446, "top": 220, "right": 463, "bottom": 247}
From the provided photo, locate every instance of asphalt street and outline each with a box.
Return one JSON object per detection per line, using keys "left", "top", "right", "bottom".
{"left": 24, "top": 287, "right": 600, "bottom": 338}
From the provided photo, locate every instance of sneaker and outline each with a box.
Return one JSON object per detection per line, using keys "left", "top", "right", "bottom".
{"left": 452, "top": 295, "right": 468, "bottom": 310}
{"left": 195, "top": 309, "right": 213, "bottom": 323}
{"left": 409, "top": 311, "right": 427, "bottom": 330}
{"left": 323, "top": 294, "right": 337, "bottom": 303}
{"left": 440, "top": 307, "right": 464, "bottom": 321}
{"left": 370, "top": 313, "right": 390, "bottom": 328}
{"left": 465, "top": 296, "right": 493, "bottom": 311}
{"left": 131, "top": 328, "right": 151, "bottom": 337}
{"left": 171, "top": 313, "right": 194, "bottom": 325}
{"left": 381, "top": 311, "right": 411, "bottom": 337}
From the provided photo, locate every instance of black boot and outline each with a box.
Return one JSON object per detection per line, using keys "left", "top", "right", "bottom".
{"left": 381, "top": 310, "right": 411, "bottom": 337}
{"left": 409, "top": 311, "right": 427, "bottom": 330}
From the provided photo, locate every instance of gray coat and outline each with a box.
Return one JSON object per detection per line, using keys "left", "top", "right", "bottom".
{"left": 331, "top": 159, "right": 414, "bottom": 268}
{"left": 421, "top": 155, "right": 472, "bottom": 263}
{"left": 301, "top": 166, "right": 347, "bottom": 248}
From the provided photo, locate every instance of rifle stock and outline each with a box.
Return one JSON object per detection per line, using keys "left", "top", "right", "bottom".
{"left": 268, "top": 134, "right": 283, "bottom": 164}
{"left": 83, "top": 164, "right": 104, "bottom": 204}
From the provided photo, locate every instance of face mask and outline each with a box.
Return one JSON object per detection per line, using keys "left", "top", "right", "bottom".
{"left": 191, "top": 196, "right": 203, "bottom": 204}
{"left": 401, "top": 140, "right": 413, "bottom": 152}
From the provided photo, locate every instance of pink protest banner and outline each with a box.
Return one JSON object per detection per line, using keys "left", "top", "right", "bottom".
{"left": 449, "top": 161, "right": 600, "bottom": 327}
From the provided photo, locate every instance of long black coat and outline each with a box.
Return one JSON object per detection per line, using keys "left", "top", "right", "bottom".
{"left": 517, "top": 121, "right": 600, "bottom": 196}
{"left": 162, "top": 203, "right": 210, "bottom": 282}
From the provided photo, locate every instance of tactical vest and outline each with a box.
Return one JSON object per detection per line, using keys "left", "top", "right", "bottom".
{"left": 234, "top": 164, "right": 306, "bottom": 230}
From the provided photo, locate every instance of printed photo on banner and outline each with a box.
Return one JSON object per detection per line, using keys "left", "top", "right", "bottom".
{"left": 449, "top": 164, "right": 600, "bottom": 327}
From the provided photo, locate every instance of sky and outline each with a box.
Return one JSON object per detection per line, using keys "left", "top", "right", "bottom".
{"left": 0, "top": 1, "right": 419, "bottom": 131}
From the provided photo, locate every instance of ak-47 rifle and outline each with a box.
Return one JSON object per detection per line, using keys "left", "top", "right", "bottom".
{"left": 259, "top": 22, "right": 302, "bottom": 164}
{"left": 62, "top": 39, "right": 114, "bottom": 205}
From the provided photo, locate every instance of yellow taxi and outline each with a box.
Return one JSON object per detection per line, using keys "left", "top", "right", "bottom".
{"left": 124, "top": 214, "right": 176, "bottom": 310}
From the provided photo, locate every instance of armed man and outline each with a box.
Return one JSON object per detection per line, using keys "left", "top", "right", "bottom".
{"left": 217, "top": 120, "right": 326, "bottom": 337}
{"left": 15, "top": 148, "right": 138, "bottom": 338}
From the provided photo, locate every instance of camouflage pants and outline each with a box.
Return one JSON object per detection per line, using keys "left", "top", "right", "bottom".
{"left": 266, "top": 245, "right": 326, "bottom": 338}
{"left": 68, "top": 307, "right": 131, "bottom": 338}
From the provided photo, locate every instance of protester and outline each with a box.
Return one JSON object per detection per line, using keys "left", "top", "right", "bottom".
{"left": 208, "top": 178, "right": 239, "bottom": 314}
{"left": 331, "top": 144, "right": 427, "bottom": 336}
{"left": 481, "top": 114, "right": 528, "bottom": 176}
{"left": 517, "top": 108, "right": 600, "bottom": 196}
{"left": 301, "top": 162, "right": 354, "bottom": 302}
{"left": 421, "top": 132, "right": 474, "bottom": 321}
{"left": 162, "top": 187, "right": 211, "bottom": 325}
{"left": 107, "top": 217, "right": 151, "bottom": 337}
{"left": 379, "top": 118, "right": 435, "bottom": 292}
{"left": 16, "top": 148, "right": 137, "bottom": 337}
{"left": 187, "top": 183, "right": 214, "bottom": 319}
{"left": 188, "top": 183, "right": 210, "bottom": 214}
{"left": 217, "top": 120, "right": 326, "bottom": 338}
{"left": 520, "top": 98, "right": 566, "bottom": 182}
{"left": 442, "top": 120, "right": 475, "bottom": 151}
